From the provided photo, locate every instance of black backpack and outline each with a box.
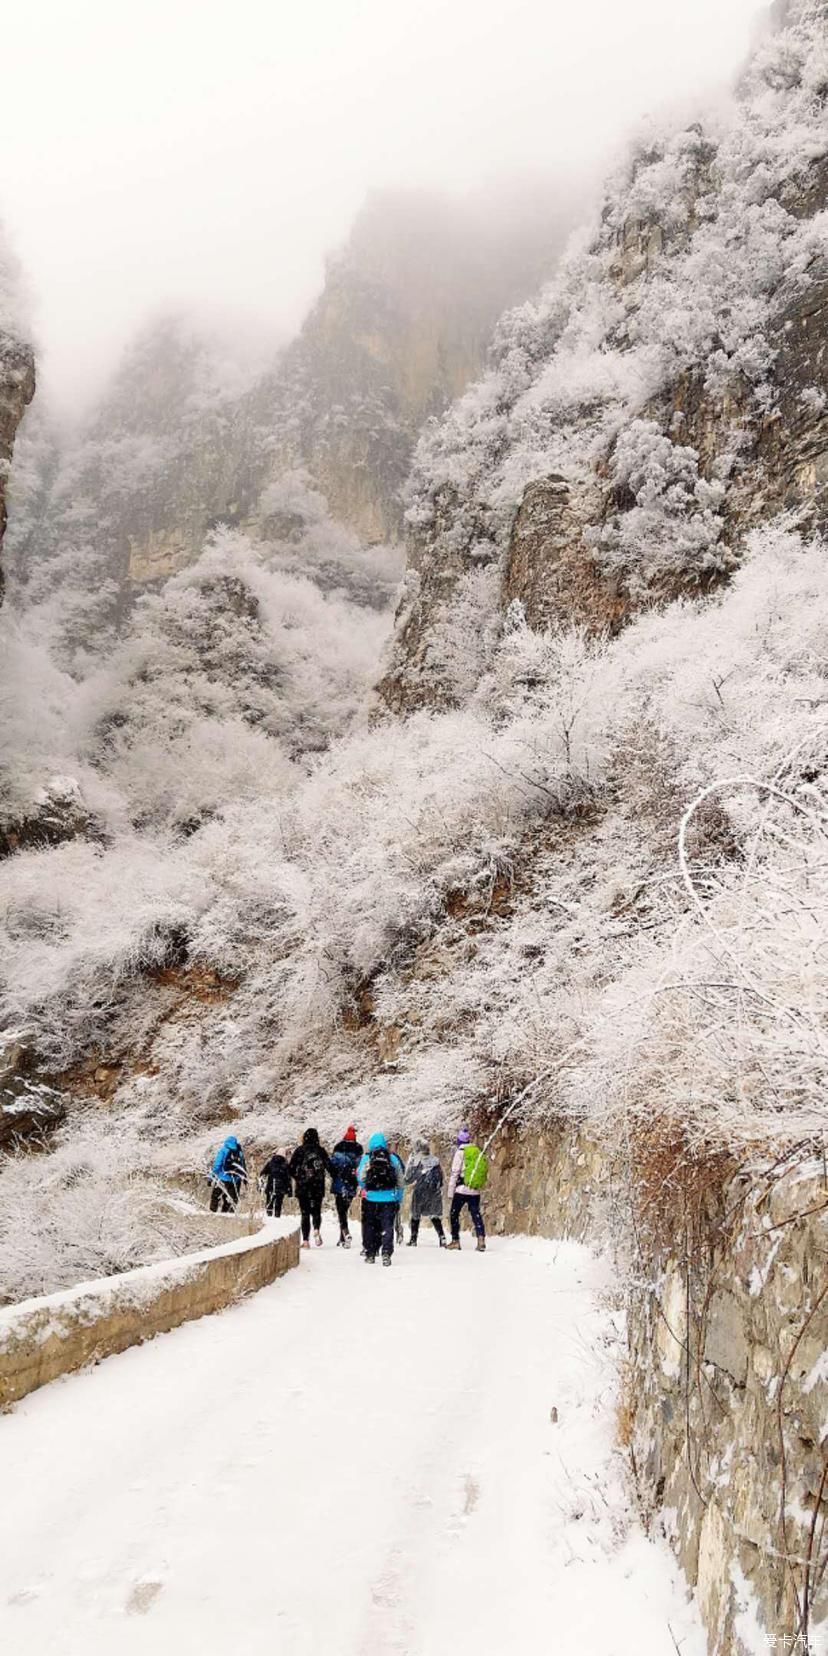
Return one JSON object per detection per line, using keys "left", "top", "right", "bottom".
{"left": 364, "top": 1146, "right": 398, "bottom": 1193}
{"left": 300, "top": 1146, "right": 326, "bottom": 1187}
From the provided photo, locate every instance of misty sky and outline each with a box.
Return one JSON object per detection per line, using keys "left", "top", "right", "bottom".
{"left": 1, "top": 0, "right": 765, "bottom": 411}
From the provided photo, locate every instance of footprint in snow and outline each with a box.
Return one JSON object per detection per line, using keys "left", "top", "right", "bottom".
{"left": 126, "top": 1579, "right": 164, "bottom": 1615}
{"left": 462, "top": 1474, "right": 481, "bottom": 1516}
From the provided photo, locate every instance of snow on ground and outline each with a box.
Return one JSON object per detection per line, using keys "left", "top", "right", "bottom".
{"left": 0, "top": 1225, "right": 704, "bottom": 1656}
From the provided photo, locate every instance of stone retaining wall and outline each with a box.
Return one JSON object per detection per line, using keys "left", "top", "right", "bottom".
{"left": 483, "top": 1119, "right": 828, "bottom": 1655}
{"left": 0, "top": 1219, "right": 300, "bottom": 1409}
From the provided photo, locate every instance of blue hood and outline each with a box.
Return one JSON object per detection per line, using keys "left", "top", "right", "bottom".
{"left": 367, "top": 1131, "right": 388, "bottom": 1152}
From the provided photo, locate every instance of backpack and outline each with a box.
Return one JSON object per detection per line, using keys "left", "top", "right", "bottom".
{"left": 330, "top": 1149, "right": 358, "bottom": 1193}
{"left": 463, "top": 1144, "right": 489, "bottom": 1191}
{"left": 300, "top": 1146, "right": 326, "bottom": 1186}
{"left": 417, "top": 1161, "right": 443, "bottom": 1201}
{"left": 364, "top": 1146, "right": 398, "bottom": 1193}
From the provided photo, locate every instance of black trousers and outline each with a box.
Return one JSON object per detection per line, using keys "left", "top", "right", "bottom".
{"left": 298, "top": 1189, "right": 323, "bottom": 1241}
{"left": 450, "top": 1192, "right": 485, "bottom": 1241}
{"left": 362, "top": 1201, "right": 396, "bottom": 1258}
{"left": 410, "top": 1214, "right": 445, "bottom": 1242}
{"left": 210, "top": 1180, "right": 240, "bottom": 1213}
{"left": 335, "top": 1192, "right": 354, "bottom": 1235}
{"left": 266, "top": 1191, "right": 286, "bottom": 1218}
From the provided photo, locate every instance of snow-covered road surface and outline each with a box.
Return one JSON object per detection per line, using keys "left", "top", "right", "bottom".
{"left": 0, "top": 1227, "right": 704, "bottom": 1656}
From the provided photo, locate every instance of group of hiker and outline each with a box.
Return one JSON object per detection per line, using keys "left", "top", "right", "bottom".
{"left": 208, "top": 1126, "right": 489, "bottom": 1266}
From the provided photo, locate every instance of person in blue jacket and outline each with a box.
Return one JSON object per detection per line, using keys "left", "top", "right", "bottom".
{"left": 329, "top": 1124, "right": 363, "bottom": 1248}
{"left": 209, "top": 1135, "right": 248, "bottom": 1212}
{"left": 357, "top": 1132, "right": 404, "bottom": 1266}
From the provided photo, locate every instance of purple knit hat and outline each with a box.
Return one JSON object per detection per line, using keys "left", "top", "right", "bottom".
{"left": 456, "top": 1127, "right": 472, "bottom": 1146}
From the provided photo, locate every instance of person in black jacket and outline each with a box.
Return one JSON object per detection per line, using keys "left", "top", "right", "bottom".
{"left": 259, "top": 1149, "right": 293, "bottom": 1218}
{"left": 289, "top": 1127, "right": 332, "bottom": 1249}
{"left": 328, "top": 1125, "right": 363, "bottom": 1247}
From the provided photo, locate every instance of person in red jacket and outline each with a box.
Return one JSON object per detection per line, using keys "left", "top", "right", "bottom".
{"left": 329, "top": 1124, "right": 363, "bottom": 1247}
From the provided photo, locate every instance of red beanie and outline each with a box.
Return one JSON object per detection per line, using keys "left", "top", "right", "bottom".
{"left": 344, "top": 1124, "right": 357, "bottom": 1142}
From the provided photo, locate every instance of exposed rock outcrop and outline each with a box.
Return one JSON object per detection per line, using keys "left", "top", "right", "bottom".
{"left": 8, "top": 189, "right": 568, "bottom": 620}
{"left": 382, "top": 0, "right": 828, "bottom": 708}
{"left": 0, "top": 336, "right": 35, "bottom": 603}
{"left": 0, "top": 1042, "right": 65, "bottom": 1154}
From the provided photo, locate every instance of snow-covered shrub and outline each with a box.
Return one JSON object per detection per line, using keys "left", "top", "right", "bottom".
{"left": 5, "top": 5, "right": 828, "bottom": 1301}
{"left": 0, "top": 837, "right": 210, "bottom": 1068}
{"left": 256, "top": 469, "right": 403, "bottom": 609}
{"left": 0, "top": 1107, "right": 231, "bottom": 1303}
{"left": 590, "top": 419, "right": 730, "bottom": 591}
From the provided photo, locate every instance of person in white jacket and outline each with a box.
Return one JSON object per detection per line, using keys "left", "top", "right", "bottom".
{"left": 447, "top": 1127, "right": 486, "bottom": 1252}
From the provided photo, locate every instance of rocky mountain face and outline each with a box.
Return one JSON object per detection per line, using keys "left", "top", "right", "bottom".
{"left": 5, "top": 319, "right": 263, "bottom": 629}
{"left": 380, "top": 0, "right": 828, "bottom": 709}
{"left": 7, "top": 189, "right": 567, "bottom": 628}
{"left": 252, "top": 190, "right": 567, "bottom": 548}
{"left": 0, "top": 320, "right": 35, "bottom": 604}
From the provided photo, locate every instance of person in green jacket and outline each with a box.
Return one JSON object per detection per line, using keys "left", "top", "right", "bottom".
{"left": 447, "top": 1128, "right": 487, "bottom": 1251}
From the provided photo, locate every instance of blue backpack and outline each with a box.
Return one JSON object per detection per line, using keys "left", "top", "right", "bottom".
{"left": 331, "top": 1149, "right": 358, "bottom": 1194}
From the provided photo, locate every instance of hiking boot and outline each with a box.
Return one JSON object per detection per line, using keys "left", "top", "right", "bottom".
{"left": 447, "top": 1240, "right": 461, "bottom": 1251}
{"left": 343, "top": 1233, "right": 352, "bottom": 1248}
{"left": 438, "top": 1235, "right": 448, "bottom": 1248}
{"left": 407, "top": 1236, "right": 417, "bottom": 1247}
{"left": 365, "top": 1253, "right": 377, "bottom": 1264}
{"left": 382, "top": 1254, "right": 392, "bottom": 1267}
{"left": 301, "top": 1240, "right": 310, "bottom": 1250}
{"left": 476, "top": 1239, "right": 486, "bottom": 1253}
{"left": 313, "top": 1230, "right": 323, "bottom": 1247}
{"left": 336, "top": 1236, "right": 345, "bottom": 1248}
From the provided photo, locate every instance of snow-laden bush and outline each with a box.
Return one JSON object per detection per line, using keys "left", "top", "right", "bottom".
{"left": 590, "top": 419, "right": 730, "bottom": 592}
{"left": 256, "top": 468, "right": 403, "bottom": 610}
{"left": 2, "top": 518, "right": 828, "bottom": 1294}
{"left": 0, "top": 837, "right": 210, "bottom": 1067}
{"left": 4, "top": 4, "right": 828, "bottom": 1298}
{"left": 0, "top": 1107, "right": 234, "bottom": 1303}
{"left": 0, "top": 509, "right": 397, "bottom": 841}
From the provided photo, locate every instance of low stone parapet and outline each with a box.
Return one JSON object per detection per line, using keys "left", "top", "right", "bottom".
{"left": 485, "top": 1116, "right": 828, "bottom": 1653}
{"left": 0, "top": 1218, "right": 300, "bottom": 1409}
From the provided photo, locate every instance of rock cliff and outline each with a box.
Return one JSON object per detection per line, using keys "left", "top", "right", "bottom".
{"left": 380, "top": 0, "right": 828, "bottom": 709}
{"left": 0, "top": 227, "right": 35, "bottom": 602}
{"left": 7, "top": 189, "right": 567, "bottom": 622}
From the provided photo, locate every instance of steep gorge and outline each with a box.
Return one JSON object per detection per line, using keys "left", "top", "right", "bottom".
{"left": 7, "top": 188, "right": 567, "bottom": 623}
{"left": 2, "top": 7, "right": 828, "bottom": 1651}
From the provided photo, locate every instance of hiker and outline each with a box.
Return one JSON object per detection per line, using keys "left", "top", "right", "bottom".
{"left": 289, "top": 1127, "right": 332, "bottom": 1249}
{"left": 329, "top": 1124, "right": 363, "bottom": 1247}
{"left": 404, "top": 1138, "right": 447, "bottom": 1247}
{"left": 447, "top": 1128, "right": 488, "bottom": 1251}
{"left": 209, "top": 1135, "right": 248, "bottom": 1213}
{"left": 357, "top": 1132, "right": 404, "bottom": 1266}
{"left": 259, "top": 1148, "right": 293, "bottom": 1218}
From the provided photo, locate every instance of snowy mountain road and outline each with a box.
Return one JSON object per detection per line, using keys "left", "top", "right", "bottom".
{"left": 0, "top": 1230, "right": 703, "bottom": 1655}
